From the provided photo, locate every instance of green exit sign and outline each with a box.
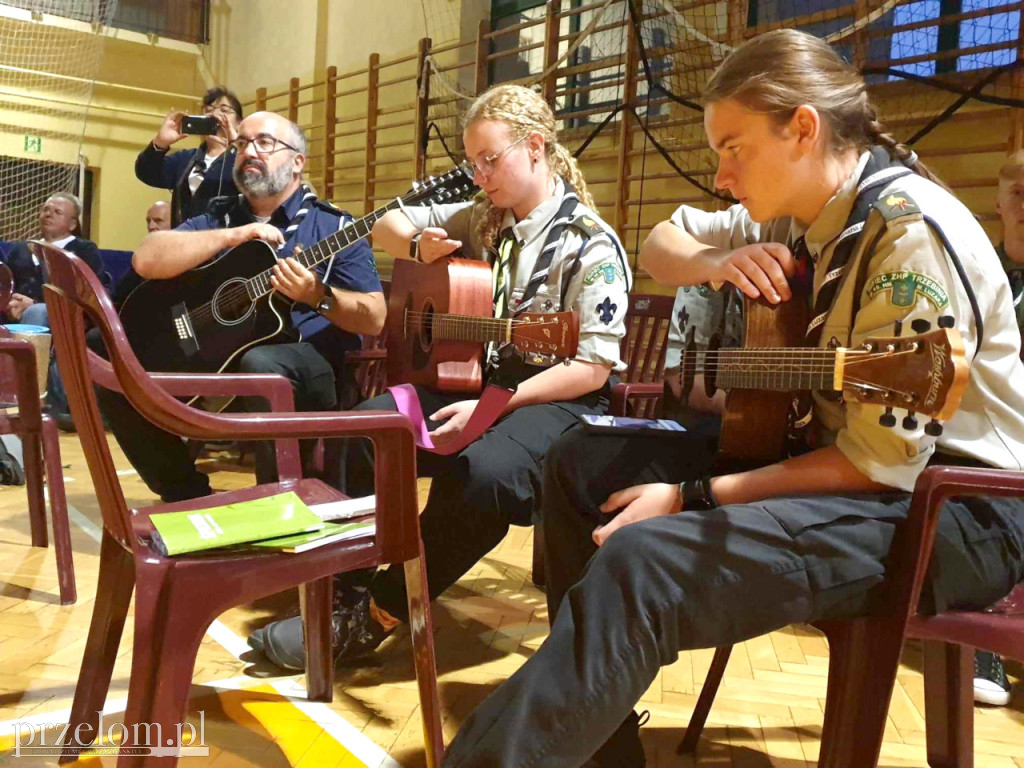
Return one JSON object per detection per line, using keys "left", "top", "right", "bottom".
{"left": 24, "top": 135, "right": 41, "bottom": 153}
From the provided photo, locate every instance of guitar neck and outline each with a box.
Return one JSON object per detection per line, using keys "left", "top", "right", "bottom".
{"left": 429, "top": 313, "right": 511, "bottom": 345}
{"left": 247, "top": 200, "right": 401, "bottom": 299}
{"left": 697, "top": 347, "right": 846, "bottom": 391}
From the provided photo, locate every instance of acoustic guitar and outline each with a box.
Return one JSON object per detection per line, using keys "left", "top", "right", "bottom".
{"left": 387, "top": 257, "right": 580, "bottom": 393}
{"left": 680, "top": 297, "right": 969, "bottom": 465}
{"left": 119, "top": 167, "right": 478, "bottom": 388}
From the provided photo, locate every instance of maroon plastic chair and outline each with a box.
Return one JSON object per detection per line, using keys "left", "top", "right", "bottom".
{"left": 904, "top": 474, "right": 1024, "bottom": 768}
{"left": 0, "top": 328, "right": 75, "bottom": 604}
{"left": 678, "top": 465, "right": 1024, "bottom": 767}
{"left": 34, "top": 242, "right": 443, "bottom": 767}
{"left": 344, "top": 279, "right": 391, "bottom": 403}
{"left": 0, "top": 262, "right": 13, "bottom": 313}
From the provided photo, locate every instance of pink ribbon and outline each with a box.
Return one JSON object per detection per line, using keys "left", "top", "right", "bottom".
{"left": 388, "top": 383, "right": 515, "bottom": 455}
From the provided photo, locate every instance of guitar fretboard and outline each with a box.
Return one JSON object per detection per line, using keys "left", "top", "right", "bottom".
{"left": 688, "top": 347, "right": 850, "bottom": 391}
{"left": 244, "top": 201, "right": 401, "bottom": 300}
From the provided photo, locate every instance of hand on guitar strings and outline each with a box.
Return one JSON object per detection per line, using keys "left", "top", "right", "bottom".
{"left": 592, "top": 482, "right": 683, "bottom": 547}
{"left": 709, "top": 242, "right": 796, "bottom": 304}
{"left": 6, "top": 293, "right": 34, "bottom": 321}
{"left": 231, "top": 221, "right": 285, "bottom": 249}
{"left": 415, "top": 227, "right": 462, "bottom": 264}
{"left": 270, "top": 251, "right": 323, "bottom": 306}
{"left": 428, "top": 399, "right": 478, "bottom": 447}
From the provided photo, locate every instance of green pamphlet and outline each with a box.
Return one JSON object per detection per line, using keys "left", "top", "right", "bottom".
{"left": 246, "top": 519, "right": 376, "bottom": 553}
{"left": 150, "top": 491, "right": 323, "bottom": 556}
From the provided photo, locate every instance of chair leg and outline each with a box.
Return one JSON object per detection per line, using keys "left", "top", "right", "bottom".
{"left": 301, "top": 576, "right": 334, "bottom": 703}
{"left": 532, "top": 525, "right": 546, "bottom": 588}
{"left": 42, "top": 417, "right": 75, "bottom": 604}
{"left": 678, "top": 645, "right": 732, "bottom": 754}
{"left": 404, "top": 555, "right": 444, "bottom": 768}
{"left": 118, "top": 566, "right": 213, "bottom": 768}
{"left": 59, "top": 530, "right": 134, "bottom": 763}
{"left": 815, "top": 618, "right": 905, "bottom": 768}
{"left": 23, "top": 433, "right": 47, "bottom": 548}
{"left": 922, "top": 640, "right": 974, "bottom": 768}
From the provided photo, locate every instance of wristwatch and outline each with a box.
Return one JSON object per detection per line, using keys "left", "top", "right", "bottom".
{"left": 409, "top": 233, "right": 423, "bottom": 262}
{"left": 679, "top": 475, "right": 718, "bottom": 511}
{"left": 316, "top": 288, "right": 334, "bottom": 315}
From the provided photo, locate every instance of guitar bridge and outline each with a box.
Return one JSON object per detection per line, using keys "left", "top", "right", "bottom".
{"left": 171, "top": 302, "right": 200, "bottom": 358}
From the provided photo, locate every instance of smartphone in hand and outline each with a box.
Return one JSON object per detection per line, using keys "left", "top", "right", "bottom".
{"left": 180, "top": 115, "right": 220, "bottom": 135}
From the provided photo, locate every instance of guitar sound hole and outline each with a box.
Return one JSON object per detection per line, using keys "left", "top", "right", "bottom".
{"left": 418, "top": 300, "right": 434, "bottom": 351}
{"left": 212, "top": 278, "right": 256, "bottom": 326}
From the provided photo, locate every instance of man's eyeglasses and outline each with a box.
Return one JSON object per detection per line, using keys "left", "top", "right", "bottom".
{"left": 465, "top": 135, "right": 527, "bottom": 178}
{"left": 203, "top": 103, "right": 237, "bottom": 116}
{"left": 230, "top": 133, "right": 300, "bottom": 155}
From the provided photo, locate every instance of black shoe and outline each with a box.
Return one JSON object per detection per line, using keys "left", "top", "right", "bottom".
{"left": 54, "top": 413, "right": 76, "bottom": 433}
{"left": 585, "top": 710, "right": 648, "bottom": 767}
{"left": 974, "top": 650, "right": 1011, "bottom": 706}
{"left": 248, "top": 589, "right": 394, "bottom": 671}
{"left": 0, "top": 454, "right": 25, "bottom": 486}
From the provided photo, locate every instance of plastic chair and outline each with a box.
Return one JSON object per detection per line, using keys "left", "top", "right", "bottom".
{"left": 34, "top": 242, "right": 444, "bottom": 767}
{"left": 0, "top": 262, "right": 12, "bottom": 313}
{"left": 0, "top": 327, "right": 74, "bottom": 604}
{"left": 678, "top": 465, "right": 1024, "bottom": 767}
{"left": 904, "top": 471, "right": 1024, "bottom": 768}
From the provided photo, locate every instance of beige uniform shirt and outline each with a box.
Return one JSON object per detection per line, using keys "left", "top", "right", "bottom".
{"left": 401, "top": 178, "right": 630, "bottom": 371}
{"left": 672, "top": 152, "right": 1024, "bottom": 490}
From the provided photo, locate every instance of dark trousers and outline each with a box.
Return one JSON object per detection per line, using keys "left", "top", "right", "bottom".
{"left": 344, "top": 384, "right": 607, "bottom": 622}
{"left": 89, "top": 328, "right": 339, "bottom": 502}
{"left": 442, "top": 428, "right": 1024, "bottom": 768}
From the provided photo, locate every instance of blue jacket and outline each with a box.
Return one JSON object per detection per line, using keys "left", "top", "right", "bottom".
{"left": 135, "top": 142, "right": 238, "bottom": 227}
{"left": 4, "top": 237, "right": 108, "bottom": 301}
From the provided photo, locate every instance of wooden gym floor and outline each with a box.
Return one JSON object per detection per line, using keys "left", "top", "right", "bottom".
{"left": 0, "top": 432, "right": 1022, "bottom": 767}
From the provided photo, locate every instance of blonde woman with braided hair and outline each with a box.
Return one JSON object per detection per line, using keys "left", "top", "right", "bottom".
{"left": 249, "top": 83, "right": 632, "bottom": 671}
{"left": 442, "top": 29, "right": 1024, "bottom": 768}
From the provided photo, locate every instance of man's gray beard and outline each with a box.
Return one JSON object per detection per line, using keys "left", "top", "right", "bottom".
{"left": 234, "top": 160, "right": 293, "bottom": 198}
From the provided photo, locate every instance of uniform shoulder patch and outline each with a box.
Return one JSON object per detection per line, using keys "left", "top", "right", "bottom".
{"left": 583, "top": 261, "right": 626, "bottom": 286}
{"left": 566, "top": 214, "right": 605, "bottom": 239}
{"left": 866, "top": 270, "right": 949, "bottom": 309}
{"left": 872, "top": 192, "right": 921, "bottom": 222}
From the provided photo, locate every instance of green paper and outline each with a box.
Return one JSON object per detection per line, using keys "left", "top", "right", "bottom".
{"left": 150, "top": 491, "right": 323, "bottom": 556}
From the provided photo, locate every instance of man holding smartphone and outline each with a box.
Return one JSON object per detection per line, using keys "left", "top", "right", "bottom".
{"left": 135, "top": 86, "right": 242, "bottom": 227}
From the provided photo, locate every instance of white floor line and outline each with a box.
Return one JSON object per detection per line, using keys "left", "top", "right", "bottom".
{"left": 57, "top": 501, "right": 399, "bottom": 767}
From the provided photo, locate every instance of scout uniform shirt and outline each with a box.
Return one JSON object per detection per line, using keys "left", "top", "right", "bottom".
{"left": 672, "top": 151, "right": 1024, "bottom": 491}
{"left": 401, "top": 177, "right": 630, "bottom": 372}
{"left": 999, "top": 243, "right": 1024, "bottom": 332}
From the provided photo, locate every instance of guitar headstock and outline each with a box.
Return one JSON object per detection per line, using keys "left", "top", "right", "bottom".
{"left": 841, "top": 320, "right": 969, "bottom": 433}
{"left": 403, "top": 164, "right": 479, "bottom": 207}
{"left": 511, "top": 312, "right": 580, "bottom": 360}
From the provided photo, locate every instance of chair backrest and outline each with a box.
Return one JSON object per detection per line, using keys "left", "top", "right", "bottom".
{"left": 619, "top": 293, "right": 675, "bottom": 385}
{"left": 0, "top": 263, "right": 12, "bottom": 314}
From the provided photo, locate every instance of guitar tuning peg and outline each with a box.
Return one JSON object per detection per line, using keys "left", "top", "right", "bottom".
{"left": 938, "top": 315, "right": 955, "bottom": 329}
{"left": 902, "top": 412, "right": 918, "bottom": 431}
{"left": 892, "top": 319, "right": 902, "bottom": 337}
{"left": 925, "top": 419, "right": 943, "bottom": 437}
{"left": 910, "top": 319, "right": 931, "bottom": 334}
{"left": 879, "top": 407, "right": 896, "bottom": 428}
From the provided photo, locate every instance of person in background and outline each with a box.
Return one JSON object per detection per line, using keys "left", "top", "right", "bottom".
{"left": 136, "top": 86, "right": 242, "bottom": 227}
{"left": 145, "top": 200, "right": 172, "bottom": 233}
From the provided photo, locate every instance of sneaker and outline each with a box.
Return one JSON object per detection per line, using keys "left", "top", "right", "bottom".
{"left": 584, "top": 710, "right": 648, "bottom": 767}
{"left": 0, "top": 454, "right": 25, "bottom": 486}
{"left": 974, "top": 650, "right": 1011, "bottom": 706}
{"left": 248, "top": 589, "right": 393, "bottom": 671}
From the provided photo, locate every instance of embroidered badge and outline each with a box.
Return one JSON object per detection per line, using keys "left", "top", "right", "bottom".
{"left": 584, "top": 261, "right": 626, "bottom": 285}
{"left": 866, "top": 271, "right": 949, "bottom": 309}
{"left": 596, "top": 296, "right": 617, "bottom": 325}
{"left": 885, "top": 194, "right": 909, "bottom": 212}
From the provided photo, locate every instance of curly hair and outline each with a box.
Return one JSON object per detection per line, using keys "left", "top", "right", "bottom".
{"left": 462, "top": 84, "right": 595, "bottom": 250}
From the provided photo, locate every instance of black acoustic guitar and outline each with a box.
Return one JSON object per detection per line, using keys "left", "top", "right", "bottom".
{"left": 119, "top": 167, "right": 477, "bottom": 381}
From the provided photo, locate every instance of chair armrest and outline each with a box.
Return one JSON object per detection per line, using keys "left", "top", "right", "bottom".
{"left": 898, "top": 465, "right": 1024, "bottom": 623}
{"left": 610, "top": 381, "right": 664, "bottom": 417}
{"left": 345, "top": 349, "right": 387, "bottom": 364}
{"left": 0, "top": 337, "right": 42, "bottom": 424}
{"left": 87, "top": 350, "right": 296, "bottom": 412}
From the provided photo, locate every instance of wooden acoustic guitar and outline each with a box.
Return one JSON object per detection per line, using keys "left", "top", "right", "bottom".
{"left": 386, "top": 257, "right": 580, "bottom": 393}
{"left": 680, "top": 297, "right": 969, "bottom": 466}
